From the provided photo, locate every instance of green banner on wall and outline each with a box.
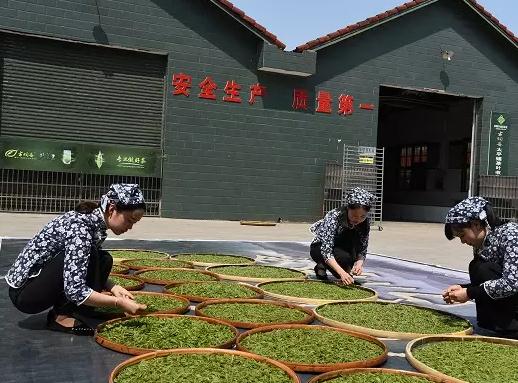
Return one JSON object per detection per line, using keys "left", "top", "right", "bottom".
{"left": 487, "top": 112, "right": 510, "bottom": 176}
{"left": 0, "top": 136, "right": 161, "bottom": 177}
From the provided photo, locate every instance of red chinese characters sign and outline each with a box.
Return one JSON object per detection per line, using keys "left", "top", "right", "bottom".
{"left": 171, "top": 72, "right": 374, "bottom": 115}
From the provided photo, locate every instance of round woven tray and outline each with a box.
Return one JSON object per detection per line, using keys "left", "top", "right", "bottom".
{"left": 107, "top": 274, "right": 145, "bottom": 291}
{"left": 110, "top": 264, "right": 130, "bottom": 274}
{"left": 163, "top": 281, "right": 264, "bottom": 302}
{"left": 170, "top": 253, "right": 256, "bottom": 268}
{"left": 92, "top": 292, "right": 190, "bottom": 319}
{"left": 109, "top": 348, "right": 300, "bottom": 383}
{"left": 308, "top": 367, "right": 444, "bottom": 383}
{"left": 195, "top": 298, "right": 315, "bottom": 328}
{"left": 106, "top": 248, "right": 170, "bottom": 264}
{"left": 405, "top": 334, "right": 518, "bottom": 383}
{"left": 314, "top": 301, "right": 473, "bottom": 340}
{"left": 95, "top": 313, "right": 239, "bottom": 355}
{"left": 236, "top": 323, "right": 388, "bottom": 373}
{"left": 206, "top": 265, "right": 307, "bottom": 283}
{"left": 133, "top": 267, "right": 220, "bottom": 285}
{"left": 120, "top": 258, "right": 194, "bottom": 270}
{"left": 257, "top": 280, "right": 378, "bottom": 305}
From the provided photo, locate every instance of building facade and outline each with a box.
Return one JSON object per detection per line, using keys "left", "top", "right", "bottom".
{"left": 0, "top": 0, "right": 516, "bottom": 222}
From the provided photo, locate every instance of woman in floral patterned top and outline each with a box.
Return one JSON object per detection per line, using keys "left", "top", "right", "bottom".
{"left": 443, "top": 196, "right": 518, "bottom": 337}
{"left": 310, "top": 187, "right": 376, "bottom": 285}
{"left": 5, "top": 183, "right": 148, "bottom": 335}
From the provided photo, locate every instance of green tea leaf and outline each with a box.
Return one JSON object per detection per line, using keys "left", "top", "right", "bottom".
{"left": 201, "top": 302, "right": 308, "bottom": 324}
{"left": 262, "top": 281, "right": 374, "bottom": 300}
{"left": 323, "top": 372, "right": 434, "bottom": 382}
{"left": 240, "top": 327, "right": 384, "bottom": 364}
{"left": 99, "top": 316, "right": 235, "bottom": 350}
{"left": 114, "top": 353, "right": 294, "bottom": 383}
{"left": 124, "top": 258, "right": 192, "bottom": 269}
{"left": 413, "top": 339, "right": 518, "bottom": 382}
{"left": 172, "top": 253, "right": 254, "bottom": 264}
{"left": 316, "top": 302, "right": 471, "bottom": 334}
{"left": 138, "top": 269, "right": 217, "bottom": 283}
{"left": 109, "top": 275, "right": 142, "bottom": 289}
{"left": 109, "top": 250, "right": 168, "bottom": 259}
{"left": 211, "top": 265, "right": 304, "bottom": 279}
{"left": 166, "top": 281, "right": 258, "bottom": 299}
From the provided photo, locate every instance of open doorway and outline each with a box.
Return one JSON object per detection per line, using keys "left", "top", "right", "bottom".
{"left": 377, "top": 85, "right": 478, "bottom": 222}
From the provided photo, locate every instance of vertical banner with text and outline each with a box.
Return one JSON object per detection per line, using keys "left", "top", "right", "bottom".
{"left": 487, "top": 112, "right": 510, "bottom": 176}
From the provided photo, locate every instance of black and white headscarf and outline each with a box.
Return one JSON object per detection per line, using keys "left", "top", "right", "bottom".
{"left": 445, "top": 197, "right": 489, "bottom": 240}
{"left": 100, "top": 183, "right": 145, "bottom": 212}
{"left": 345, "top": 187, "right": 377, "bottom": 208}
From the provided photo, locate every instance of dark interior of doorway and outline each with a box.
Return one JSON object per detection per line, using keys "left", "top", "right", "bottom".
{"left": 377, "top": 86, "right": 474, "bottom": 223}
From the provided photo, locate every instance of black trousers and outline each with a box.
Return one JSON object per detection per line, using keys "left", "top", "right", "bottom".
{"left": 9, "top": 248, "right": 112, "bottom": 315}
{"left": 310, "top": 228, "right": 359, "bottom": 276}
{"left": 469, "top": 257, "right": 518, "bottom": 335}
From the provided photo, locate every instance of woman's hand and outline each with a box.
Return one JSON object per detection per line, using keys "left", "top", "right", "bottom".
{"left": 116, "top": 297, "right": 147, "bottom": 315}
{"left": 338, "top": 271, "right": 355, "bottom": 285}
{"left": 351, "top": 260, "right": 364, "bottom": 275}
{"left": 442, "top": 285, "right": 469, "bottom": 304}
{"left": 111, "top": 285, "right": 134, "bottom": 300}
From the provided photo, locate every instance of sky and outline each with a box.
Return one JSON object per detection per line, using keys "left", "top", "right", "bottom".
{"left": 229, "top": 0, "right": 517, "bottom": 50}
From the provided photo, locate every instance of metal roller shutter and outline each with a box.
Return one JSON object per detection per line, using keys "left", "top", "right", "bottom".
{"left": 0, "top": 32, "right": 166, "bottom": 148}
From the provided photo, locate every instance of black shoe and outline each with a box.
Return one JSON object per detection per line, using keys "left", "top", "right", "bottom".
{"left": 314, "top": 264, "right": 328, "bottom": 280}
{"left": 46, "top": 310, "right": 95, "bottom": 336}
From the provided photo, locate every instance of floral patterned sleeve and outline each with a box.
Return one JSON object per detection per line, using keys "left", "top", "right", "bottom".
{"left": 483, "top": 224, "right": 518, "bottom": 299}
{"left": 356, "top": 219, "right": 371, "bottom": 261}
{"left": 63, "top": 218, "right": 94, "bottom": 305}
{"left": 316, "top": 209, "right": 340, "bottom": 262}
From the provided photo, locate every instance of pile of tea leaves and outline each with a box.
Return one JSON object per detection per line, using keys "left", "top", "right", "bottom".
{"left": 123, "top": 258, "right": 192, "bottom": 269}
{"left": 94, "top": 294, "right": 187, "bottom": 316}
{"left": 199, "top": 302, "right": 308, "bottom": 324}
{"left": 109, "top": 275, "right": 143, "bottom": 290}
{"left": 319, "top": 372, "right": 434, "bottom": 383}
{"left": 261, "top": 281, "right": 374, "bottom": 300}
{"left": 137, "top": 269, "right": 218, "bottom": 283}
{"left": 98, "top": 316, "right": 236, "bottom": 350}
{"left": 240, "top": 327, "right": 384, "bottom": 364}
{"left": 172, "top": 253, "right": 254, "bottom": 264}
{"left": 316, "top": 302, "right": 471, "bottom": 334}
{"left": 412, "top": 339, "right": 518, "bottom": 382}
{"left": 109, "top": 250, "right": 168, "bottom": 259}
{"left": 210, "top": 265, "right": 304, "bottom": 279}
{"left": 165, "top": 281, "right": 259, "bottom": 300}
{"left": 114, "top": 352, "right": 294, "bottom": 383}
{"left": 111, "top": 264, "right": 129, "bottom": 274}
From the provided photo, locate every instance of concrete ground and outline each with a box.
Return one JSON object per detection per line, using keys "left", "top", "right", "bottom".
{"left": 0, "top": 212, "right": 472, "bottom": 271}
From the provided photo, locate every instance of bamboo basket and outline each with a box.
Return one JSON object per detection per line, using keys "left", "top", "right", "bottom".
{"left": 106, "top": 248, "right": 170, "bottom": 264}
{"left": 107, "top": 274, "right": 145, "bottom": 291}
{"left": 314, "top": 301, "right": 473, "bottom": 340}
{"left": 207, "top": 265, "right": 307, "bottom": 283}
{"left": 236, "top": 323, "right": 388, "bottom": 373}
{"left": 120, "top": 258, "right": 194, "bottom": 270}
{"left": 91, "top": 292, "right": 190, "bottom": 319}
{"left": 257, "top": 280, "right": 377, "bottom": 305}
{"left": 95, "top": 313, "right": 239, "bottom": 355}
{"left": 406, "top": 334, "right": 518, "bottom": 383}
{"left": 163, "top": 281, "right": 264, "bottom": 302}
{"left": 308, "top": 368, "right": 446, "bottom": 383}
{"left": 195, "top": 298, "right": 315, "bottom": 328}
{"left": 133, "top": 267, "right": 219, "bottom": 285}
{"left": 170, "top": 253, "right": 256, "bottom": 268}
{"left": 109, "top": 348, "right": 300, "bottom": 383}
